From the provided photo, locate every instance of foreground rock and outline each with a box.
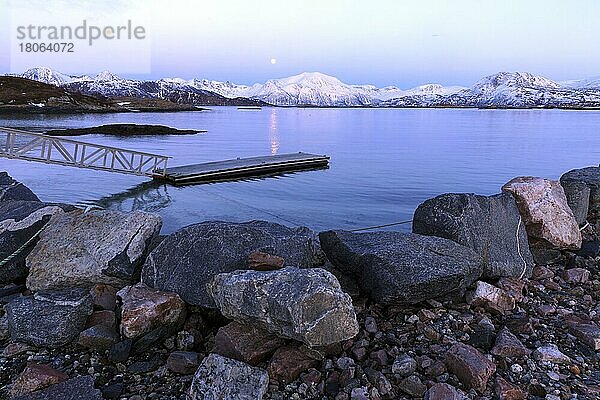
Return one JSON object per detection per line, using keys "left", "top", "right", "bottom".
{"left": 445, "top": 343, "right": 496, "bottom": 393}
{"left": 267, "top": 345, "right": 319, "bottom": 384}
{"left": 142, "top": 220, "right": 323, "bottom": 308}
{"left": 214, "top": 322, "right": 285, "bottom": 365}
{"left": 503, "top": 176, "right": 581, "bottom": 249}
{"left": 425, "top": 383, "right": 466, "bottom": 400}
{"left": 188, "top": 353, "right": 269, "bottom": 400}
{"left": 468, "top": 281, "right": 515, "bottom": 314}
{"left": 412, "top": 192, "right": 533, "bottom": 279}
{"left": 10, "top": 363, "right": 69, "bottom": 397}
{"left": 12, "top": 375, "right": 102, "bottom": 400}
{"left": 560, "top": 166, "right": 600, "bottom": 224}
{"left": 209, "top": 267, "right": 359, "bottom": 347}
{"left": 0, "top": 200, "right": 73, "bottom": 284}
{"left": 319, "top": 230, "right": 482, "bottom": 304}
{"left": 0, "top": 172, "right": 39, "bottom": 202}
{"left": 26, "top": 209, "right": 161, "bottom": 291}
{"left": 117, "top": 283, "right": 186, "bottom": 339}
{"left": 6, "top": 288, "right": 92, "bottom": 348}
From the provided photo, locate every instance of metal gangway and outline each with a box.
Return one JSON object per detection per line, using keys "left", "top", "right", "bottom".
{"left": 0, "top": 127, "right": 169, "bottom": 178}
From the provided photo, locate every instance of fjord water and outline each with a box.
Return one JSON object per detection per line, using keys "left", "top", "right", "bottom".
{"left": 2, "top": 107, "right": 600, "bottom": 234}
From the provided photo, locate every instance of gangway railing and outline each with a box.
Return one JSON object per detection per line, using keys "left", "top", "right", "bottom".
{"left": 0, "top": 127, "right": 169, "bottom": 178}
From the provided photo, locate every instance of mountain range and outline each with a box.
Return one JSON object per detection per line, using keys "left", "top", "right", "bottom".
{"left": 13, "top": 67, "right": 600, "bottom": 109}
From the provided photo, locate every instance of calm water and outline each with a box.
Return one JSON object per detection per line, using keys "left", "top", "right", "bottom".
{"left": 2, "top": 107, "right": 600, "bottom": 234}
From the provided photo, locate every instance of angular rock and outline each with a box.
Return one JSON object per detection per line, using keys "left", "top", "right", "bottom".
{"left": 142, "top": 220, "right": 323, "bottom": 307}
{"left": 567, "top": 320, "right": 600, "bottom": 350}
{"left": 267, "top": 346, "right": 319, "bottom": 385}
{"left": 167, "top": 351, "right": 200, "bottom": 374}
{"left": 468, "top": 281, "right": 515, "bottom": 314}
{"left": 533, "top": 344, "right": 571, "bottom": 364}
{"left": 78, "top": 325, "right": 119, "bottom": 350}
{"left": 491, "top": 327, "right": 530, "bottom": 357}
{"left": 392, "top": 354, "right": 417, "bottom": 377}
{"left": 412, "top": 192, "right": 533, "bottom": 279}
{"left": 425, "top": 383, "right": 466, "bottom": 400}
{"left": 10, "top": 363, "right": 69, "bottom": 397}
{"left": 0, "top": 172, "right": 39, "bottom": 202}
{"left": 11, "top": 375, "right": 102, "bottom": 400}
{"left": 319, "top": 230, "right": 482, "bottom": 304}
{"left": 26, "top": 210, "right": 161, "bottom": 291}
{"left": 208, "top": 267, "right": 358, "bottom": 347}
{"left": 214, "top": 321, "right": 285, "bottom": 365}
{"left": 117, "top": 282, "right": 185, "bottom": 339}
{"left": 561, "top": 268, "right": 590, "bottom": 284}
{"left": 86, "top": 310, "right": 116, "bottom": 329}
{"left": 188, "top": 353, "right": 269, "bottom": 400}
{"left": 560, "top": 166, "right": 600, "bottom": 223}
{"left": 90, "top": 284, "right": 117, "bottom": 311}
{"left": 502, "top": 176, "right": 581, "bottom": 249}
{"left": 495, "top": 376, "right": 527, "bottom": 400}
{"left": 350, "top": 387, "right": 369, "bottom": 400}
{"left": 248, "top": 251, "right": 285, "bottom": 271}
{"left": 399, "top": 375, "right": 427, "bottom": 397}
{"left": 6, "top": 288, "right": 92, "bottom": 348}
{"left": 445, "top": 343, "right": 496, "bottom": 393}
{"left": 496, "top": 278, "right": 525, "bottom": 302}
{"left": 560, "top": 174, "right": 591, "bottom": 225}
{"left": 0, "top": 200, "right": 72, "bottom": 284}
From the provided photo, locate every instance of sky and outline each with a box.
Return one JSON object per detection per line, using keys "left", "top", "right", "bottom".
{"left": 1, "top": 0, "right": 599, "bottom": 88}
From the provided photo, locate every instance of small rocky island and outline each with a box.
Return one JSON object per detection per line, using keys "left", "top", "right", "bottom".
{"left": 0, "top": 168, "right": 599, "bottom": 399}
{"left": 45, "top": 124, "right": 204, "bottom": 137}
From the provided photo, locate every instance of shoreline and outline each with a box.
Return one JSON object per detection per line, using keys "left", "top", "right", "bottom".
{"left": 0, "top": 168, "right": 599, "bottom": 399}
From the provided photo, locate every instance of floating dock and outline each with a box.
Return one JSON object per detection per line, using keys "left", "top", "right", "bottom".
{"left": 0, "top": 127, "right": 329, "bottom": 185}
{"left": 156, "top": 152, "right": 329, "bottom": 185}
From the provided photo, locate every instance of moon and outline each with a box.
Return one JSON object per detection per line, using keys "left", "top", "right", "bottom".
{"left": 270, "top": 58, "right": 277, "bottom": 65}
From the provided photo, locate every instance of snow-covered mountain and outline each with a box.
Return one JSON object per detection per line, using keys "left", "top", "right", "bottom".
{"left": 561, "top": 76, "right": 600, "bottom": 89}
{"left": 17, "top": 68, "right": 264, "bottom": 106}
{"left": 13, "top": 67, "right": 600, "bottom": 108}
{"left": 20, "top": 66, "right": 76, "bottom": 86}
{"left": 383, "top": 72, "right": 600, "bottom": 108}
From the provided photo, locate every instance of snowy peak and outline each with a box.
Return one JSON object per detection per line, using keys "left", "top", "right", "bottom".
{"left": 273, "top": 72, "right": 344, "bottom": 86}
{"left": 472, "top": 71, "right": 561, "bottom": 93}
{"left": 94, "top": 71, "right": 122, "bottom": 82}
{"left": 21, "top": 67, "right": 75, "bottom": 86}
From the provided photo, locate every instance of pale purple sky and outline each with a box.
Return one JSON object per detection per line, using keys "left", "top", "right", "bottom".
{"left": 1, "top": 0, "right": 599, "bottom": 87}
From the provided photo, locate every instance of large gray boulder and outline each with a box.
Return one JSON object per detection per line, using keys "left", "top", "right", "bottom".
{"left": 502, "top": 177, "right": 581, "bottom": 250}
{"left": 208, "top": 267, "right": 359, "bottom": 347}
{"left": 412, "top": 193, "right": 534, "bottom": 279}
{"left": 142, "top": 220, "right": 323, "bottom": 308}
{"left": 26, "top": 209, "right": 162, "bottom": 291}
{"left": 318, "top": 230, "right": 482, "bottom": 304}
{"left": 560, "top": 167, "right": 600, "bottom": 225}
{"left": 0, "top": 200, "right": 74, "bottom": 284}
{"left": 5, "top": 288, "right": 92, "bottom": 348}
{"left": 12, "top": 375, "right": 102, "bottom": 400}
{"left": 0, "top": 172, "right": 40, "bottom": 202}
{"left": 188, "top": 353, "right": 269, "bottom": 400}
